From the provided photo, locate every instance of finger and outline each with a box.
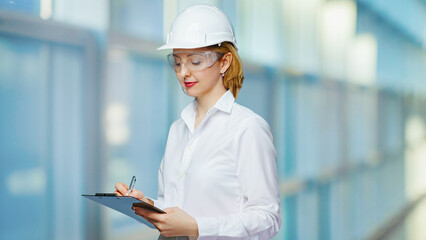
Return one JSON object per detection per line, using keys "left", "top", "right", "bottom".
{"left": 130, "top": 189, "right": 145, "bottom": 200}
{"left": 140, "top": 215, "right": 160, "bottom": 230}
{"left": 142, "top": 215, "right": 156, "bottom": 225}
{"left": 113, "top": 190, "right": 123, "bottom": 196}
{"left": 133, "top": 208, "right": 159, "bottom": 223}
{"left": 133, "top": 207, "right": 150, "bottom": 216}
{"left": 134, "top": 208, "right": 163, "bottom": 221}
{"left": 164, "top": 207, "right": 177, "bottom": 213}
{"left": 141, "top": 214, "right": 158, "bottom": 224}
{"left": 114, "top": 182, "right": 129, "bottom": 196}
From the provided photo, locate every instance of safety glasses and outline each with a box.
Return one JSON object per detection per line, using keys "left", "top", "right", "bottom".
{"left": 167, "top": 51, "right": 223, "bottom": 73}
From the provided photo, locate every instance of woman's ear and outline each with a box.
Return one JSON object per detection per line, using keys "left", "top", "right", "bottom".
{"left": 220, "top": 52, "right": 233, "bottom": 74}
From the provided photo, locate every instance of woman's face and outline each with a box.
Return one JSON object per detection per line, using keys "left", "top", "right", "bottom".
{"left": 171, "top": 47, "right": 226, "bottom": 98}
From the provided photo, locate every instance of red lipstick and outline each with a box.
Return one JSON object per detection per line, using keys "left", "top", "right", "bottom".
{"left": 185, "top": 82, "right": 197, "bottom": 88}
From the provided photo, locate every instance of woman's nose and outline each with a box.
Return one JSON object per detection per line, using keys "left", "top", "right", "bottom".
{"left": 179, "top": 63, "right": 190, "bottom": 78}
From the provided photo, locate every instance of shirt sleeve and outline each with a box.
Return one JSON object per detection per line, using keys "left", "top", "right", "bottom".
{"left": 195, "top": 117, "right": 282, "bottom": 239}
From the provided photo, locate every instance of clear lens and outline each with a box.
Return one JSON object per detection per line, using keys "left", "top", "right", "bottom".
{"left": 167, "top": 51, "right": 222, "bottom": 72}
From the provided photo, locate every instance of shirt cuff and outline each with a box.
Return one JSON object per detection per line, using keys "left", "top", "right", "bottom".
{"left": 195, "top": 216, "right": 219, "bottom": 239}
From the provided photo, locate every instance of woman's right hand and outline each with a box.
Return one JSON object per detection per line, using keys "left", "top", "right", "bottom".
{"left": 114, "top": 182, "right": 154, "bottom": 205}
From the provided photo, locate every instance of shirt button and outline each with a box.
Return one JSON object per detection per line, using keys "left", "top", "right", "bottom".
{"left": 180, "top": 174, "right": 185, "bottom": 178}
{"left": 188, "top": 146, "right": 193, "bottom": 151}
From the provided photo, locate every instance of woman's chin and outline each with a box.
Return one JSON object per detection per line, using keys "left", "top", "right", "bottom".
{"left": 185, "top": 88, "right": 200, "bottom": 98}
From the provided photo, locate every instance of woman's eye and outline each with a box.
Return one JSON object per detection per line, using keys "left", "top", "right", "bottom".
{"left": 174, "top": 62, "right": 181, "bottom": 66}
{"left": 191, "top": 61, "right": 201, "bottom": 65}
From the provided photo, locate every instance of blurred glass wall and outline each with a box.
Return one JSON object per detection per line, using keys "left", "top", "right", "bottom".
{"left": 1, "top": 0, "right": 426, "bottom": 240}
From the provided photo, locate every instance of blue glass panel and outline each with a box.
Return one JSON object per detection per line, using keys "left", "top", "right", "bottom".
{"left": 271, "top": 77, "right": 286, "bottom": 179}
{"left": 318, "top": 183, "right": 331, "bottom": 240}
{"left": 0, "top": 35, "right": 50, "bottom": 240}
{"left": 321, "top": 82, "right": 343, "bottom": 168}
{"left": 0, "top": 0, "right": 40, "bottom": 15}
{"left": 283, "top": 79, "right": 297, "bottom": 178}
{"left": 296, "top": 189, "right": 319, "bottom": 240}
{"left": 49, "top": 43, "right": 86, "bottom": 240}
{"left": 0, "top": 33, "right": 87, "bottom": 240}
{"left": 294, "top": 79, "right": 323, "bottom": 178}
{"left": 237, "top": 70, "right": 272, "bottom": 123}
{"left": 110, "top": 0, "right": 164, "bottom": 40}
{"left": 284, "top": 196, "right": 298, "bottom": 240}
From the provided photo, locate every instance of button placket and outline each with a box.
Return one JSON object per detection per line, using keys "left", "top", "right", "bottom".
{"left": 178, "top": 136, "right": 199, "bottom": 206}
{"left": 177, "top": 110, "right": 214, "bottom": 206}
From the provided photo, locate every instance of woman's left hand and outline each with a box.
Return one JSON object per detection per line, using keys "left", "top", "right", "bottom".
{"left": 133, "top": 206, "right": 199, "bottom": 237}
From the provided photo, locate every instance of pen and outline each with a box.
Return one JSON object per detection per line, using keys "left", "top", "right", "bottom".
{"left": 128, "top": 176, "right": 136, "bottom": 195}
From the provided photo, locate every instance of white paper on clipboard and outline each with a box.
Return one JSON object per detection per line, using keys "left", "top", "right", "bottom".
{"left": 82, "top": 194, "right": 162, "bottom": 228}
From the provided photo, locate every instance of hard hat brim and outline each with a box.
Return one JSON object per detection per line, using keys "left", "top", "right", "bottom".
{"left": 157, "top": 41, "right": 237, "bottom": 51}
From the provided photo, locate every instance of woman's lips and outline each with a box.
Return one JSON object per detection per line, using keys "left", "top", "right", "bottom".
{"left": 185, "top": 82, "right": 197, "bottom": 87}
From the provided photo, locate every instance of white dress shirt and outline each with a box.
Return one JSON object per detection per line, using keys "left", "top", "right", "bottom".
{"left": 151, "top": 90, "right": 281, "bottom": 239}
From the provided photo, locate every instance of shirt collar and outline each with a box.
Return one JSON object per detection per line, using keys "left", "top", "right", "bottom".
{"left": 211, "top": 89, "right": 235, "bottom": 114}
{"left": 181, "top": 90, "right": 235, "bottom": 133}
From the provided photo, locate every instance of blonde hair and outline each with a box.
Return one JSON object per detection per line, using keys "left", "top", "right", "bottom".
{"left": 208, "top": 42, "right": 244, "bottom": 99}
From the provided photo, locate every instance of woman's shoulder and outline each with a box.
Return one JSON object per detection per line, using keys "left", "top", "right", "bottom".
{"left": 169, "top": 118, "right": 185, "bottom": 132}
{"left": 231, "top": 102, "right": 271, "bottom": 131}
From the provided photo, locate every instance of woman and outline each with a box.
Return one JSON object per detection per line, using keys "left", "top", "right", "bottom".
{"left": 114, "top": 4, "right": 281, "bottom": 239}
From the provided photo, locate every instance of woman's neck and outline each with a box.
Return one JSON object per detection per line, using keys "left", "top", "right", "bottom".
{"left": 195, "top": 87, "right": 227, "bottom": 118}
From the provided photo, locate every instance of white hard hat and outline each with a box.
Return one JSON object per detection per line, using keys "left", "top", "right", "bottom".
{"left": 157, "top": 4, "right": 237, "bottom": 50}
